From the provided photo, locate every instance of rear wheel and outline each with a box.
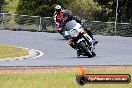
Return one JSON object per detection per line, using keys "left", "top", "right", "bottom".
{"left": 78, "top": 42, "right": 93, "bottom": 58}
{"left": 77, "top": 50, "right": 81, "bottom": 57}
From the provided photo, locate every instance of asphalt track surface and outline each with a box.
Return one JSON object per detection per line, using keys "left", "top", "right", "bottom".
{"left": 0, "top": 30, "right": 132, "bottom": 66}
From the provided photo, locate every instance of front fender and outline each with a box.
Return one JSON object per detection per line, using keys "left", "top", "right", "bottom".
{"left": 83, "top": 34, "right": 92, "bottom": 42}
{"left": 76, "top": 37, "right": 85, "bottom": 44}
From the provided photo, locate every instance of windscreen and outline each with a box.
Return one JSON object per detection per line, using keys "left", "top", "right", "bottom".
{"left": 65, "top": 20, "right": 77, "bottom": 31}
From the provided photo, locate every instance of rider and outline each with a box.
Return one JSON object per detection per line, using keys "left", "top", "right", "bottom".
{"left": 53, "top": 5, "right": 64, "bottom": 34}
{"left": 60, "top": 10, "right": 98, "bottom": 49}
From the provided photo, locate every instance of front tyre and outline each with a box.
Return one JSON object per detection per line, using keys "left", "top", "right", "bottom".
{"left": 78, "top": 42, "right": 93, "bottom": 58}
{"left": 92, "top": 52, "right": 96, "bottom": 57}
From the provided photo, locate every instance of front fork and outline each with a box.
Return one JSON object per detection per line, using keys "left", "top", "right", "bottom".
{"left": 69, "top": 34, "right": 95, "bottom": 52}
{"left": 81, "top": 34, "right": 95, "bottom": 52}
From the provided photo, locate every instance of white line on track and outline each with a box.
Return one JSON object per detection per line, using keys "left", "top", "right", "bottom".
{"left": 0, "top": 46, "right": 44, "bottom": 61}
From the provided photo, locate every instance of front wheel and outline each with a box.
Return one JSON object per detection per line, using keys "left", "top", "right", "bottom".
{"left": 92, "top": 52, "right": 96, "bottom": 57}
{"left": 78, "top": 42, "right": 93, "bottom": 58}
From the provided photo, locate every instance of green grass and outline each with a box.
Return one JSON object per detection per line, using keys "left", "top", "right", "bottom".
{"left": 0, "top": 45, "right": 28, "bottom": 59}
{"left": 0, "top": 67, "right": 132, "bottom": 88}
{"left": 4, "top": 0, "right": 20, "bottom": 14}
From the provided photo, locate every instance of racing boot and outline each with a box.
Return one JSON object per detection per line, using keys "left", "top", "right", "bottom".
{"left": 69, "top": 39, "right": 77, "bottom": 49}
{"left": 93, "top": 39, "right": 98, "bottom": 45}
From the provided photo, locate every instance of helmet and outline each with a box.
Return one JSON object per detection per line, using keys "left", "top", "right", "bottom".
{"left": 55, "top": 5, "right": 61, "bottom": 9}
{"left": 63, "top": 10, "right": 73, "bottom": 18}
{"left": 55, "top": 5, "right": 61, "bottom": 12}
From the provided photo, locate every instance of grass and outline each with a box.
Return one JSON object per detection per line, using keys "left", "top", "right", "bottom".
{"left": 0, "top": 45, "right": 28, "bottom": 59}
{"left": 0, "top": 67, "right": 131, "bottom": 88}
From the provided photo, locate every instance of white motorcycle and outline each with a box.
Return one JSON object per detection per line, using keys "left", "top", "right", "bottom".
{"left": 66, "top": 20, "right": 96, "bottom": 57}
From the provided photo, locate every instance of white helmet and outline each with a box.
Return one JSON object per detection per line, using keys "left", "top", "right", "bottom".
{"left": 55, "top": 5, "right": 61, "bottom": 10}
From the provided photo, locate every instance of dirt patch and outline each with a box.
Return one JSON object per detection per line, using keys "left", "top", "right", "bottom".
{"left": 0, "top": 66, "right": 132, "bottom": 74}
{"left": 0, "top": 67, "right": 77, "bottom": 74}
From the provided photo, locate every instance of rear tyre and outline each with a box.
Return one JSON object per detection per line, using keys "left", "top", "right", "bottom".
{"left": 78, "top": 42, "right": 93, "bottom": 58}
{"left": 77, "top": 50, "right": 81, "bottom": 57}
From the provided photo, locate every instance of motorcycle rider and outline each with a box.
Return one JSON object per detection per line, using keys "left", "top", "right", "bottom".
{"left": 53, "top": 5, "right": 64, "bottom": 34}
{"left": 60, "top": 10, "right": 98, "bottom": 49}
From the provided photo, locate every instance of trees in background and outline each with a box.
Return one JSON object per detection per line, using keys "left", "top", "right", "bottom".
{"left": 93, "top": 0, "right": 113, "bottom": 21}
{"left": 125, "top": 0, "right": 132, "bottom": 23}
{"left": 16, "top": 0, "right": 101, "bottom": 21}
{"left": 66, "top": 0, "right": 102, "bottom": 21}
{"left": 0, "top": 0, "right": 5, "bottom": 11}
{"left": 16, "top": 0, "right": 71, "bottom": 17}
{"left": 94, "top": 0, "right": 132, "bottom": 23}
{"left": 11, "top": 0, "right": 132, "bottom": 23}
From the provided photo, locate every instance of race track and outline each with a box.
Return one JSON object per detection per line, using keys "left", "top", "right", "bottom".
{"left": 0, "top": 30, "right": 132, "bottom": 66}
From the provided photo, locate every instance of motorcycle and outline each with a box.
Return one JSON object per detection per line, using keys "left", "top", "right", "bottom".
{"left": 65, "top": 20, "right": 96, "bottom": 57}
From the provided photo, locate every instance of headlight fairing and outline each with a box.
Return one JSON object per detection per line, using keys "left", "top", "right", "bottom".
{"left": 69, "top": 29, "right": 79, "bottom": 37}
